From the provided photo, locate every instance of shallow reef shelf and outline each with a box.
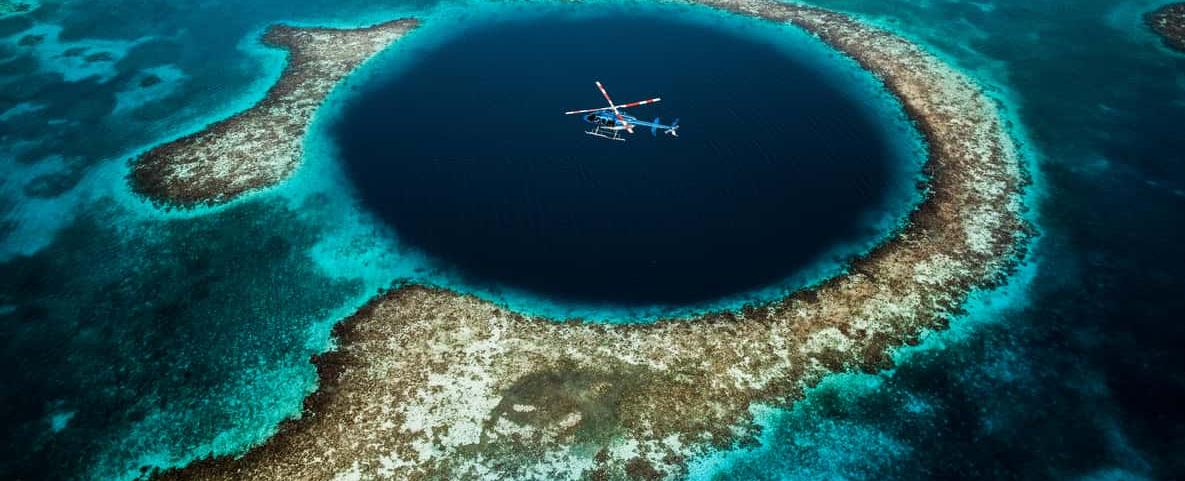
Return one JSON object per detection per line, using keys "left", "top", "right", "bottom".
{"left": 129, "top": 19, "right": 419, "bottom": 207}
{"left": 142, "top": 0, "right": 1032, "bottom": 479}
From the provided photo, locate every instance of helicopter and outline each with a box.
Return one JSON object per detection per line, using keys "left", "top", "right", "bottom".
{"left": 564, "top": 81, "right": 680, "bottom": 142}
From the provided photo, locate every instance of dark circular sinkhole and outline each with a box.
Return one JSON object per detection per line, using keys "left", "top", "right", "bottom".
{"left": 333, "top": 11, "right": 914, "bottom": 305}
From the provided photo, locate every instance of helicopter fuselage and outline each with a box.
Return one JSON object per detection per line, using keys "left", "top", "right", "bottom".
{"left": 583, "top": 111, "right": 678, "bottom": 135}
{"left": 564, "top": 82, "right": 679, "bottom": 139}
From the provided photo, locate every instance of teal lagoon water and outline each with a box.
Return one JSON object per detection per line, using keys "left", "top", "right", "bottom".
{"left": 1, "top": 0, "right": 1184, "bottom": 480}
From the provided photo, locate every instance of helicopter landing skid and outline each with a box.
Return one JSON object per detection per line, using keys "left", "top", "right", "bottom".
{"left": 585, "top": 126, "right": 626, "bottom": 142}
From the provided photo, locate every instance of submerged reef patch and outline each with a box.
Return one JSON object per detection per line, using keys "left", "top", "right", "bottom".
{"left": 1146, "top": 3, "right": 1185, "bottom": 53}
{"left": 129, "top": 19, "right": 418, "bottom": 207}
{"left": 0, "top": 0, "right": 36, "bottom": 18}
{"left": 153, "top": 0, "right": 1032, "bottom": 480}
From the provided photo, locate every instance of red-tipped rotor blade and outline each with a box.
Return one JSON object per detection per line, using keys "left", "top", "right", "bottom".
{"left": 564, "top": 106, "right": 613, "bottom": 115}
{"left": 613, "top": 97, "right": 662, "bottom": 110}
{"left": 565, "top": 98, "right": 659, "bottom": 115}
{"left": 595, "top": 81, "right": 633, "bottom": 133}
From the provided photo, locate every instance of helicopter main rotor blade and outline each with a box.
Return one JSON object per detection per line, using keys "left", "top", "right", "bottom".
{"left": 565, "top": 97, "right": 660, "bottom": 115}
{"left": 613, "top": 97, "right": 661, "bottom": 109}
{"left": 564, "top": 106, "right": 613, "bottom": 115}
{"left": 595, "top": 81, "right": 633, "bottom": 133}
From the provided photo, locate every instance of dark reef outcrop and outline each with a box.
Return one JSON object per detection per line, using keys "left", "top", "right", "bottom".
{"left": 1147, "top": 3, "right": 1185, "bottom": 53}
{"left": 152, "top": 1, "right": 1032, "bottom": 479}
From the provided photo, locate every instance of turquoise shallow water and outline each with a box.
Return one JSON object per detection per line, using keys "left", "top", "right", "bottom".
{"left": 1, "top": 0, "right": 1184, "bottom": 480}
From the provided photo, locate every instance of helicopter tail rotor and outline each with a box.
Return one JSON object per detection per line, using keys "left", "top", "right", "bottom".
{"left": 666, "top": 118, "right": 680, "bottom": 137}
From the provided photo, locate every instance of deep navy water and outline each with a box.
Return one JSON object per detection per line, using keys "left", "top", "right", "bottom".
{"left": 333, "top": 13, "right": 912, "bottom": 304}
{"left": 1, "top": 0, "right": 1184, "bottom": 480}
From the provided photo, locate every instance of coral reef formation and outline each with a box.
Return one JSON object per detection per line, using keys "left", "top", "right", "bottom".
{"left": 153, "top": 1, "right": 1031, "bottom": 479}
{"left": 130, "top": 19, "right": 418, "bottom": 206}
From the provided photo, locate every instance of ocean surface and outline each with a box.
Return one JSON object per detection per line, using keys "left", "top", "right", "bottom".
{"left": 332, "top": 10, "right": 919, "bottom": 305}
{"left": 1, "top": 0, "right": 1183, "bottom": 480}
